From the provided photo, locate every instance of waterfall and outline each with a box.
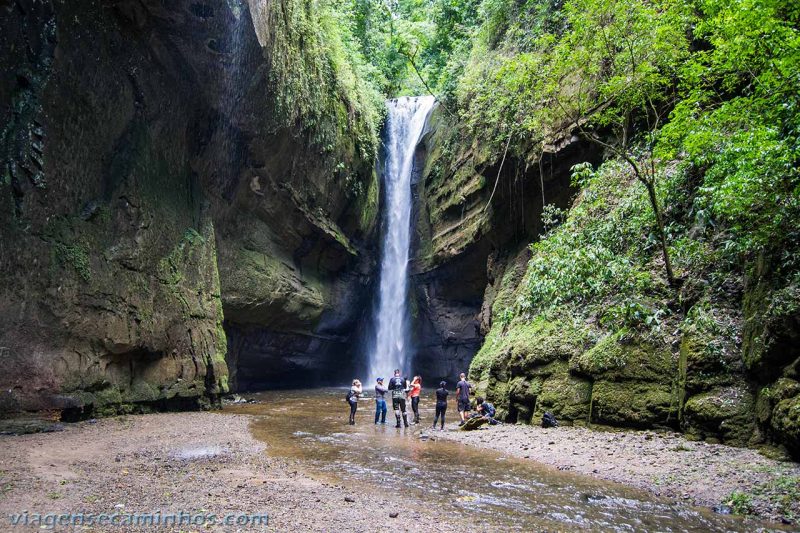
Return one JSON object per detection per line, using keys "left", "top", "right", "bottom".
{"left": 367, "top": 96, "right": 436, "bottom": 381}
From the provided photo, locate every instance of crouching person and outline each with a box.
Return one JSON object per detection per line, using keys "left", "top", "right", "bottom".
{"left": 475, "top": 397, "right": 499, "bottom": 425}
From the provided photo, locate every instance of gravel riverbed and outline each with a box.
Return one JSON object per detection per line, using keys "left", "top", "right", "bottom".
{"left": 435, "top": 421, "right": 800, "bottom": 524}
{"left": 2, "top": 410, "right": 798, "bottom": 531}
{"left": 0, "top": 412, "right": 470, "bottom": 532}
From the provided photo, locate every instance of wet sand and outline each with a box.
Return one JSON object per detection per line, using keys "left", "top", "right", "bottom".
{"left": 1, "top": 401, "right": 797, "bottom": 531}
{"left": 0, "top": 412, "right": 471, "bottom": 532}
{"left": 435, "top": 421, "right": 800, "bottom": 524}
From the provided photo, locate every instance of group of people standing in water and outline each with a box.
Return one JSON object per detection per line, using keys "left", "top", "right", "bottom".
{"left": 347, "top": 370, "right": 484, "bottom": 429}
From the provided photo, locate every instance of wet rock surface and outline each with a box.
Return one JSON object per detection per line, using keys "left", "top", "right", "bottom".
{"left": 409, "top": 108, "right": 599, "bottom": 383}
{"left": 0, "top": 0, "right": 378, "bottom": 415}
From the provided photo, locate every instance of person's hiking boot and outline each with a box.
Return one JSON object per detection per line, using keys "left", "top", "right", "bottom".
{"left": 458, "top": 421, "right": 465, "bottom": 427}
{"left": 402, "top": 414, "right": 409, "bottom": 428}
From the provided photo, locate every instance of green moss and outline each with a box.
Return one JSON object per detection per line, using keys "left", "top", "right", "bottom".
{"left": 470, "top": 326, "right": 503, "bottom": 390}
{"left": 774, "top": 378, "right": 800, "bottom": 401}
{"left": 771, "top": 394, "right": 800, "bottom": 455}
{"left": 221, "top": 244, "right": 326, "bottom": 325}
{"left": 358, "top": 168, "right": 380, "bottom": 234}
{"left": 261, "top": 0, "right": 381, "bottom": 167}
{"left": 573, "top": 330, "right": 675, "bottom": 382}
{"left": 678, "top": 303, "right": 742, "bottom": 394}
{"left": 532, "top": 367, "right": 592, "bottom": 423}
{"left": 682, "top": 385, "right": 756, "bottom": 445}
{"left": 53, "top": 241, "right": 91, "bottom": 282}
{"left": 471, "top": 314, "right": 590, "bottom": 386}
{"left": 755, "top": 386, "right": 774, "bottom": 426}
{"left": 93, "top": 386, "right": 123, "bottom": 406}
{"left": 156, "top": 228, "right": 209, "bottom": 315}
{"left": 475, "top": 315, "right": 594, "bottom": 424}
{"left": 591, "top": 380, "right": 677, "bottom": 427}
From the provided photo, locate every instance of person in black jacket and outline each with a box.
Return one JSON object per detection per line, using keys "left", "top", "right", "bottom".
{"left": 432, "top": 381, "right": 449, "bottom": 430}
{"left": 388, "top": 369, "right": 409, "bottom": 428}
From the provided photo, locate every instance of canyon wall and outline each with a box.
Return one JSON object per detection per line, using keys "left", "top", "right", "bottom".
{"left": 0, "top": 0, "right": 379, "bottom": 416}
{"left": 412, "top": 108, "right": 799, "bottom": 457}
{"left": 409, "top": 108, "right": 600, "bottom": 383}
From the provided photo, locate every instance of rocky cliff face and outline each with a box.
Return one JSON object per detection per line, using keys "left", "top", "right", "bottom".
{"left": 409, "top": 108, "right": 600, "bottom": 383}
{"left": 0, "top": 0, "right": 379, "bottom": 416}
{"left": 413, "top": 109, "right": 800, "bottom": 457}
{"left": 470, "top": 235, "right": 800, "bottom": 457}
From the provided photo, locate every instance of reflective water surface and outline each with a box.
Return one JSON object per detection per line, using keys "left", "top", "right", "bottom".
{"left": 227, "top": 389, "right": 785, "bottom": 532}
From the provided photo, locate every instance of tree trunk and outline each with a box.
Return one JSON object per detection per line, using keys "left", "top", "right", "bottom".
{"left": 642, "top": 177, "right": 677, "bottom": 287}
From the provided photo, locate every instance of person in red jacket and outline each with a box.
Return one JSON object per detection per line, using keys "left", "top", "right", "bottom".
{"left": 408, "top": 376, "right": 422, "bottom": 424}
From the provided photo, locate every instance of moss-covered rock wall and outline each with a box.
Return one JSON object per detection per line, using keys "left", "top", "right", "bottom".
{"left": 460, "top": 162, "right": 800, "bottom": 457}
{"left": 0, "top": 0, "right": 381, "bottom": 416}
{"left": 413, "top": 107, "right": 798, "bottom": 458}
{"left": 409, "top": 106, "right": 600, "bottom": 383}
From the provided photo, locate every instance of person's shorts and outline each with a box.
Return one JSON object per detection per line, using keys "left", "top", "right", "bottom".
{"left": 457, "top": 398, "right": 470, "bottom": 412}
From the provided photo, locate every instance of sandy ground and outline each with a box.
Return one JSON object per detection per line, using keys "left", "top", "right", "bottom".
{"left": 0, "top": 412, "right": 471, "bottom": 532}
{"left": 435, "top": 421, "right": 800, "bottom": 524}
{"left": 2, "top": 410, "right": 798, "bottom": 531}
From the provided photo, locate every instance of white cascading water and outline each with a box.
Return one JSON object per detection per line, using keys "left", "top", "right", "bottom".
{"left": 367, "top": 96, "right": 436, "bottom": 380}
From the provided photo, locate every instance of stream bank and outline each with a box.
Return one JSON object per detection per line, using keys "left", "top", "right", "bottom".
{"left": 436, "top": 422, "right": 800, "bottom": 525}
{"left": 1, "top": 389, "right": 797, "bottom": 531}
{"left": 0, "top": 411, "right": 471, "bottom": 532}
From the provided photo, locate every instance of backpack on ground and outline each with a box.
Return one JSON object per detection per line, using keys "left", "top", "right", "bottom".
{"left": 542, "top": 412, "right": 558, "bottom": 428}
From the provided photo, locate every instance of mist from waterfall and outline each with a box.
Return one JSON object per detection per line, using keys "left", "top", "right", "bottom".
{"left": 367, "top": 96, "right": 436, "bottom": 381}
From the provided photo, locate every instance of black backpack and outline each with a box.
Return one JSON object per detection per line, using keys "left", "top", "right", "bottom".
{"left": 542, "top": 412, "right": 559, "bottom": 428}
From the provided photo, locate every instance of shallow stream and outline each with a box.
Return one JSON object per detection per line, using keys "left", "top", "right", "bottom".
{"left": 228, "top": 389, "right": 782, "bottom": 532}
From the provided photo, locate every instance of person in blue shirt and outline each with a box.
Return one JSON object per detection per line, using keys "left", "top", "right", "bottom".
{"left": 475, "top": 396, "right": 498, "bottom": 424}
{"left": 374, "top": 377, "right": 388, "bottom": 424}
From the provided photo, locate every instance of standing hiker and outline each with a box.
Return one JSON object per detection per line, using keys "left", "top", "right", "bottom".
{"left": 388, "top": 369, "right": 409, "bottom": 428}
{"left": 456, "top": 372, "right": 472, "bottom": 427}
{"left": 408, "top": 376, "right": 422, "bottom": 424}
{"left": 374, "top": 377, "right": 388, "bottom": 424}
{"left": 432, "top": 381, "right": 448, "bottom": 430}
{"left": 346, "top": 379, "right": 362, "bottom": 425}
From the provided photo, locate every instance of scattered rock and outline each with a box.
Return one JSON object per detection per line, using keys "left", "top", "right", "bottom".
{"left": 436, "top": 422, "right": 800, "bottom": 523}
{"left": 344, "top": 497, "right": 355, "bottom": 503}
{"left": 389, "top": 512, "right": 399, "bottom": 518}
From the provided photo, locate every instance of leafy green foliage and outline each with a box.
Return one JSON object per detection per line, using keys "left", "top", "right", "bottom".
{"left": 336, "top": 0, "right": 481, "bottom": 96}
{"left": 725, "top": 490, "right": 755, "bottom": 516}
{"left": 264, "top": 0, "right": 383, "bottom": 163}
{"left": 516, "top": 160, "right": 669, "bottom": 331}
{"left": 320, "top": 0, "right": 799, "bottom": 350}
{"left": 657, "top": 0, "right": 800, "bottom": 256}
